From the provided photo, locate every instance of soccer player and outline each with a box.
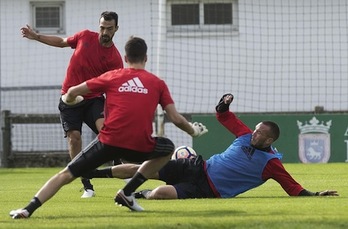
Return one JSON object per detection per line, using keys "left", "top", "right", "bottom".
{"left": 90, "top": 93, "right": 338, "bottom": 199}
{"left": 9, "top": 36, "right": 208, "bottom": 219}
{"left": 20, "top": 11, "right": 123, "bottom": 198}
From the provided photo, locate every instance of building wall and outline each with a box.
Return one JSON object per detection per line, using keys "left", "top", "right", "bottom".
{"left": 0, "top": 0, "right": 347, "bottom": 162}
{"left": 1, "top": 0, "right": 347, "bottom": 113}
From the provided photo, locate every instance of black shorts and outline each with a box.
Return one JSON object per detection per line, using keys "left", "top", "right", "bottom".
{"left": 58, "top": 96, "right": 105, "bottom": 136}
{"left": 158, "top": 155, "right": 215, "bottom": 199}
{"left": 68, "top": 137, "right": 174, "bottom": 177}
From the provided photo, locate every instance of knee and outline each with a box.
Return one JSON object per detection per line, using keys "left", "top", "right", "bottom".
{"left": 149, "top": 189, "right": 166, "bottom": 199}
{"left": 148, "top": 186, "right": 177, "bottom": 199}
{"left": 58, "top": 168, "right": 75, "bottom": 184}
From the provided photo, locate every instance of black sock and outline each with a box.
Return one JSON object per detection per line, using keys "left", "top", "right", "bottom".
{"left": 81, "top": 178, "right": 94, "bottom": 190}
{"left": 24, "top": 197, "right": 42, "bottom": 216}
{"left": 123, "top": 172, "right": 147, "bottom": 196}
{"left": 113, "top": 158, "right": 122, "bottom": 165}
{"left": 91, "top": 168, "right": 113, "bottom": 178}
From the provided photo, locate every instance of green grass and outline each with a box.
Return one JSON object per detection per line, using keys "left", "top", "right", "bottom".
{"left": 0, "top": 163, "right": 347, "bottom": 229}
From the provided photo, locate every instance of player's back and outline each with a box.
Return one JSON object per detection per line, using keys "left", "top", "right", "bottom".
{"left": 88, "top": 68, "right": 174, "bottom": 152}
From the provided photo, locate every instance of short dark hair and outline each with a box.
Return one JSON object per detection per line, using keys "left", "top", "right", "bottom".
{"left": 125, "top": 36, "right": 147, "bottom": 63}
{"left": 262, "top": 121, "right": 280, "bottom": 142}
{"left": 100, "top": 11, "right": 118, "bottom": 26}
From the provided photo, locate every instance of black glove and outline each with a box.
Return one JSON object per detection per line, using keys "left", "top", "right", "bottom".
{"left": 215, "top": 93, "right": 234, "bottom": 113}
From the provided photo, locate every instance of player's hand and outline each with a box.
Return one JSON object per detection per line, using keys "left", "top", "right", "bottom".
{"left": 215, "top": 93, "right": 234, "bottom": 113}
{"left": 61, "top": 94, "right": 84, "bottom": 106}
{"left": 190, "top": 122, "right": 208, "bottom": 137}
{"left": 20, "top": 24, "right": 38, "bottom": 40}
{"left": 317, "top": 190, "right": 339, "bottom": 196}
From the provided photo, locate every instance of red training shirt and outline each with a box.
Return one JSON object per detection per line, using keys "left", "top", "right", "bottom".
{"left": 86, "top": 68, "right": 174, "bottom": 152}
{"left": 62, "top": 30, "right": 123, "bottom": 99}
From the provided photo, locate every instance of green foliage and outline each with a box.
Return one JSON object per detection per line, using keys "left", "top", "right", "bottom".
{"left": 0, "top": 163, "right": 347, "bottom": 229}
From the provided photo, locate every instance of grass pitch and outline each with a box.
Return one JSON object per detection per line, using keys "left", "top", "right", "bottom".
{"left": 0, "top": 163, "right": 347, "bottom": 229}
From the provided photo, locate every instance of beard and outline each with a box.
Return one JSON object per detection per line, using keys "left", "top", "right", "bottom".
{"left": 100, "top": 35, "right": 112, "bottom": 44}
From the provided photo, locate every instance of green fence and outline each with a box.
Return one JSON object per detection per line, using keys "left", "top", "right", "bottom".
{"left": 192, "top": 113, "right": 348, "bottom": 163}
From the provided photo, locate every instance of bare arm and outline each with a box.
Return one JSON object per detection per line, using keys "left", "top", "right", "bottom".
{"left": 164, "top": 104, "right": 195, "bottom": 136}
{"left": 63, "top": 82, "right": 91, "bottom": 104}
{"left": 20, "top": 24, "right": 69, "bottom": 48}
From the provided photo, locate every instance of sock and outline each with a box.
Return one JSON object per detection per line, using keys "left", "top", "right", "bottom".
{"left": 123, "top": 172, "right": 147, "bottom": 196}
{"left": 91, "top": 168, "right": 113, "bottom": 178}
{"left": 81, "top": 178, "right": 94, "bottom": 190}
{"left": 24, "top": 197, "right": 42, "bottom": 216}
{"left": 113, "top": 158, "right": 122, "bottom": 165}
{"left": 141, "top": 189, "right": 152, "bottom": 199}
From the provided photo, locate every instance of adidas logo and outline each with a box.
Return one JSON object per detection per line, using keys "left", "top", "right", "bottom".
{"left": 241, "top": 146, "right": 255, "bottom": 160}
{"left": 118, "top": 77, "right": 148, "bottom": 94}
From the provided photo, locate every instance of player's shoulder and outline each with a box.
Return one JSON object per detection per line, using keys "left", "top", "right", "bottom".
{"left": 143, "top": 70, "right": 166, "bottom": 82}
{"left": 75, "top": 30, "right": 96, "bottom": 37}
{"left": 134, "top": 69, "right": 158, "bottom": 80}
{"left": 147, "top": 72, "right": 168, "bottom": 86}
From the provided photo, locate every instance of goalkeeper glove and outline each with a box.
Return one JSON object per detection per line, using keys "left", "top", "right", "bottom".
{"left": 190, "top": 122, "right": 208, "bottom": 137}
{"left": 61, "top": 94, "right": 84, "bottom": 106}
{"left": 215, "top": 93, "right": 234, "bottom": 113}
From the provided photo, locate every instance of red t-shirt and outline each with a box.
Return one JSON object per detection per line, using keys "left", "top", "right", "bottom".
{"left": 62, "top": 30, "right": 123, "bottom": 99}
{"left": 86, "top": 68, "right": 174, "bottom": 152}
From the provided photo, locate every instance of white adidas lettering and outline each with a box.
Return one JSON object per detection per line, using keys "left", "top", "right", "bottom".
{"left": 118, "top": 77, "right": 148, "bottom": 94}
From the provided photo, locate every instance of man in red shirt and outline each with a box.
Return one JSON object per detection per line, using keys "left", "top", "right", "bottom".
{"left": 9, "top": 36, "right": 208, "bottom": 219}
{"left": 20, "top": 11, "right": 123, "bottom": 198}
{"left": 88, "top": 94, "right": 338, "bottom": 199}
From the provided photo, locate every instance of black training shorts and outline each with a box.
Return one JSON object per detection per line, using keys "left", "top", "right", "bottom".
{"left": 58, "top": 96, "right": 105, "bottom": 136}
{"left": 68, "top": 137, "right": 174, "bottom": 178}
{"left": 158, "top": 156, "right": 215, "bottom": 199}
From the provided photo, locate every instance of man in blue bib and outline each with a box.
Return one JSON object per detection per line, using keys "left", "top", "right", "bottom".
{"left": 83, "top": 93, "right": 338, "bottom": 199}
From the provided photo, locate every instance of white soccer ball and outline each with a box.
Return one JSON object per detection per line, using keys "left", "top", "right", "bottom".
{"left": 171, "top": 146, "right": 197, "bottom": 160}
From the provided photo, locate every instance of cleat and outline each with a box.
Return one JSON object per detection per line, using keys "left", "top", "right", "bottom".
{"left": 114, "top": 190, "right": 144, "bottom": 212}
{"left": 9, "top": 209, "right": 30, "bottom": 219}
{"left": 134, "top": 189, "right": 152, "bottom": 199}
{"left": 81, "top": 189, "right": 95, "bottom": 198}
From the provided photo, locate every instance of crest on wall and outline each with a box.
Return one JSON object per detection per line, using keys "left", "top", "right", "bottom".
{"left": 297, "top": 117, "right": 331, "bottom": 163}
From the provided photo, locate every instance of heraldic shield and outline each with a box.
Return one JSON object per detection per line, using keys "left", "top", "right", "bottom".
{"left": 298, "top": 133, "right": 330, "bottom": 163}
{"left": 297, "top": 117, "right": 332, "bottom": 163}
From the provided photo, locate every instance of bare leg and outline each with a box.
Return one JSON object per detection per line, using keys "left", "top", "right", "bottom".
{"left": 35, "top": 168, "right": 76, "bottom": 204}
{"left": 114, "top": 155, "right": 172, "bottom": 211}
{"left": 67, "top": 130, "right": 94, "bottom": 196}
{"left": 111, "top": 163, "right": 160, "bottom": 179}
{"left": 67, "top": 130, "right": 82, "bottom": 159}
{"left": 119, "top": 154, "right": 171, "bottom": 195}
{"left": 9, "top": 168, "right": 77, "bottom": 218}
{"left": 146, "top": 185, "right": 178, "bottom": 199}
{"left": 137, "top": 154, "right": 171, "bottom": 178}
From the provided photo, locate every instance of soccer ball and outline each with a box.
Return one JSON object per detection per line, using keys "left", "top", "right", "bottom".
{"left": 171, "top": 146, "right": 197, "bottom": 160}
